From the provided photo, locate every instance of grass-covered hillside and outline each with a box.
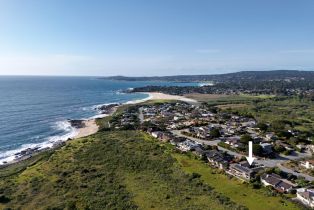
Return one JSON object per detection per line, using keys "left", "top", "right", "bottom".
{"left": 0, "top": 131, "right": 247, "bottom": 210}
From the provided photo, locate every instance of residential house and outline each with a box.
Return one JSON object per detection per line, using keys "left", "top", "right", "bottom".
{"left": 300, "top": 160, "right": 314, "bottom": 170}
{"left": 261, "top": 173, "right": 295, "bottom": 193}
{"left": 225, "top": 136, "right": 241, "bottom": 148}
{"left": 296, "top": 188, "right": 314, "bottom": 208}
{"left": 241, "top": 120, "right": 256, "bottom": 127}
{"left": 276, "top": 141, "right": 294, "bottom": 151}
{"left": 260, "top": 142, "right": 273, "bottom": 154}
{"left": 265, "top": 132, "right": 276, "bottom": 141}
{"left": 296, "top": 144, "right": 306, "bottom": 152}
{"left": 195, "top": 127, "right": 210, "bottom": 139}
{"left": 177, "top": 140, "right": 199, "bottom": 152}
{"left": 307, "top": 145, "right": 314, "bottom": 153}
{"left": 170, "top": 137, "right": 186, "bottom": 146}
{"left": 227, "top": 161, "right": 264, "bottom": 181}
{"left": 151, "top": 131, "right": 172, "bottom": 142}
{"left": 192, "top": 147, "right": 206, "bottom": 158}
{"left": 151, "top": 131, "right": 163, "bottom": 139}
{"left": 206, "top": 150, "right": 232, "bottom": 170}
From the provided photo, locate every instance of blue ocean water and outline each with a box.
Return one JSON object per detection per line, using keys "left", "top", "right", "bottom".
{"left": 0, "top": 76, "right": 196, "bottom": 164}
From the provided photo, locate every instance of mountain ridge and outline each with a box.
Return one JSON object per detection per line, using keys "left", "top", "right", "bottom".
{"left": 102, "top": 70, "right": 314, "bottom": 82}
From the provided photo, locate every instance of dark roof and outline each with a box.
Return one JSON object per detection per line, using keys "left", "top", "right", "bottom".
{"left": 206, "top": 150, "right": 229, "bottom": 165}
{"left": 193, "top": 147, "right": 206, "bottom": 155}
{"left": 231, "top": 164, "right": 253, "bottom": 174}
{"left": 261, "top": 174, "right": 281, "bottom": 186}
{"left": 232, "top": 164, "right": 252, "bottom": 173}
{"left": 171, "top": 137, "right": 186, "bottom": 143}
{"left": 262, "top": 174, "right": 294, "bottom": 191}
{"left": 206, "top": 150, "right": 223, "bottom": 158}
{"left": 276, "top": 181, "right": 293, "bottom": 190}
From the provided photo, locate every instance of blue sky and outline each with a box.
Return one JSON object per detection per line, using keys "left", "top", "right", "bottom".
{"left": 0, "top": 0, "right": 313, "bottom": 76}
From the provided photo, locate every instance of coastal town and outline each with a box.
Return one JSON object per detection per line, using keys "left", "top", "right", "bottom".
{"left": 2, "top": 91, "right": 314, "bottom": 209}
{"left": 105, "top": 97, "right": 314, "bottom": 209}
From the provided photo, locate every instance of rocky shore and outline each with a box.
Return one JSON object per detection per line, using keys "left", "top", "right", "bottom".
{"left": 96, "top": 103, "right": 121, "bottom": 115}
{"left": 1, "top": 92, "right": 188, "bottom": 167}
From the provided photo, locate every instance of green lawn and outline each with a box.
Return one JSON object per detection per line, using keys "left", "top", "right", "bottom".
{"left": 0, "top": 131, "right": 246, "bottom": 210}
{"left": 173, "top": 154, "right": 302, "bottom": 210}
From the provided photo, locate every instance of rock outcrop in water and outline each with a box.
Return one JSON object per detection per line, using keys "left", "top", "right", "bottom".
{"left": 68, "top": 120, "right": 85, "bottom": 128}
{"left": 96, "top": 103, "right": 120, "bottom": 115}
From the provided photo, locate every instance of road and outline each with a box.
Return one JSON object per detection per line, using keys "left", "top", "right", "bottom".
{"left": 138, "top": 107, "right": 144, "bottom": 123}
{"left": 171, "top": 130, "right": 242, "bottom": 158}
{"left": 171, "top": 129, "right": 314, "bottom": 181}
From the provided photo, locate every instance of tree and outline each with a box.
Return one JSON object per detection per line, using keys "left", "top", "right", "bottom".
{"left": 253, "top": 144, "right": 263, "bottom": 156}
{"left": 240, "top": 134, "right": 252, "bottom": 144}
{"left": 210, "top": 128, "right": 221, "bottom": 138}
{"left": 256, "top": 122, "right": 268, "bottom": 132}
{"left": 271, "top": 120, "right": 286, "bottom": 132}
{"left": 203, "top": 144, "right": 213, "bottom": 150}
{"left": 278, "top": 131, "right": 292, "bottom": 139}
{"left": 273, "top": 144, "right": 286, "bottom": 153}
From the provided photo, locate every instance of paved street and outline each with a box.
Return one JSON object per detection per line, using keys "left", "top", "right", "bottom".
{"left": 138, "top": 107, "right": 144, "bottom": 123}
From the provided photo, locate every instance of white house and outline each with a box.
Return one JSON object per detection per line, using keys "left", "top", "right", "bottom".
{"left": 300, "top": 160, "right": 314, "bottom": 170}
{"left": 296, "top": 188, "right": 314, "bottom": 208}
{"left": 177, "top": 140, "right": 199, "bottom": 152}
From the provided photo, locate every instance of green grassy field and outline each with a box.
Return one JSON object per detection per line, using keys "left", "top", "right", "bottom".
{"left": 0, "top": 131, "right": 248, "bottom": 210}
{"left": 173, "top": 154, "right": 302, "bottom": 210}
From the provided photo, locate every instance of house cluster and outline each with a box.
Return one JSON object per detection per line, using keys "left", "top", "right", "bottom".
{"left": 110, "top": 107, "right": 139, "bottom": 129}
{"left": 148, "top": 128, "right": 314, "bottom": 207}
{"left": 119, "top": 101, "right": 314, "bottom": 208}
{"left": 140, "top": 102, "right": 306, "bottom": 160}
{"left": 142, "top": 103, "right": 195, "bottom": 129}
{"left": 141, "top": 102, "right": 215, "bottom": 130}
{"left": 149, "top": 130, "right": 202, "bottom": 153}
{"left": 148, "top": 128, "right": 268, "bottom": 184}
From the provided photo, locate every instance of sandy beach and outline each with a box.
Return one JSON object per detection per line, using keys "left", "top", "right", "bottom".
{"left": 74, "top": 119, "right": 99, "bottom": 139}
{"left": 146, "top": 92, "right": 198, "bottom": 103}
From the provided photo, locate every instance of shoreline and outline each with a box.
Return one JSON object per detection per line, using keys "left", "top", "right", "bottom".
{"left": 73, "top": 119, "right": 99, "bottom": 139}
{"left": 71, "top": 91, "right": 197, "bottom": 139}
{"left": 0, "top": 91, "right": 197, "bottom": 167}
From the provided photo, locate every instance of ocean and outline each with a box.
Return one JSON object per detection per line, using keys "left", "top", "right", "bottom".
{"left": 0, "top": 76, "right": 196, "bottom": 164}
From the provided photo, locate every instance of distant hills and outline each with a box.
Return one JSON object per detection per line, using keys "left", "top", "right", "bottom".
{"left": 103, "top": 70, "right": 314, "bottom": 83}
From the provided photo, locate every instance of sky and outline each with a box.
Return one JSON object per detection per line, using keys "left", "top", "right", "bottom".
{"left": 0, "top": 0, "right": 314, "bottom": 76}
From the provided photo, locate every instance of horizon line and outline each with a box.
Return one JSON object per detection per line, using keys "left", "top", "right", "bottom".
{"left": 0, "top": 69, "right": 312, "bottom": 78}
